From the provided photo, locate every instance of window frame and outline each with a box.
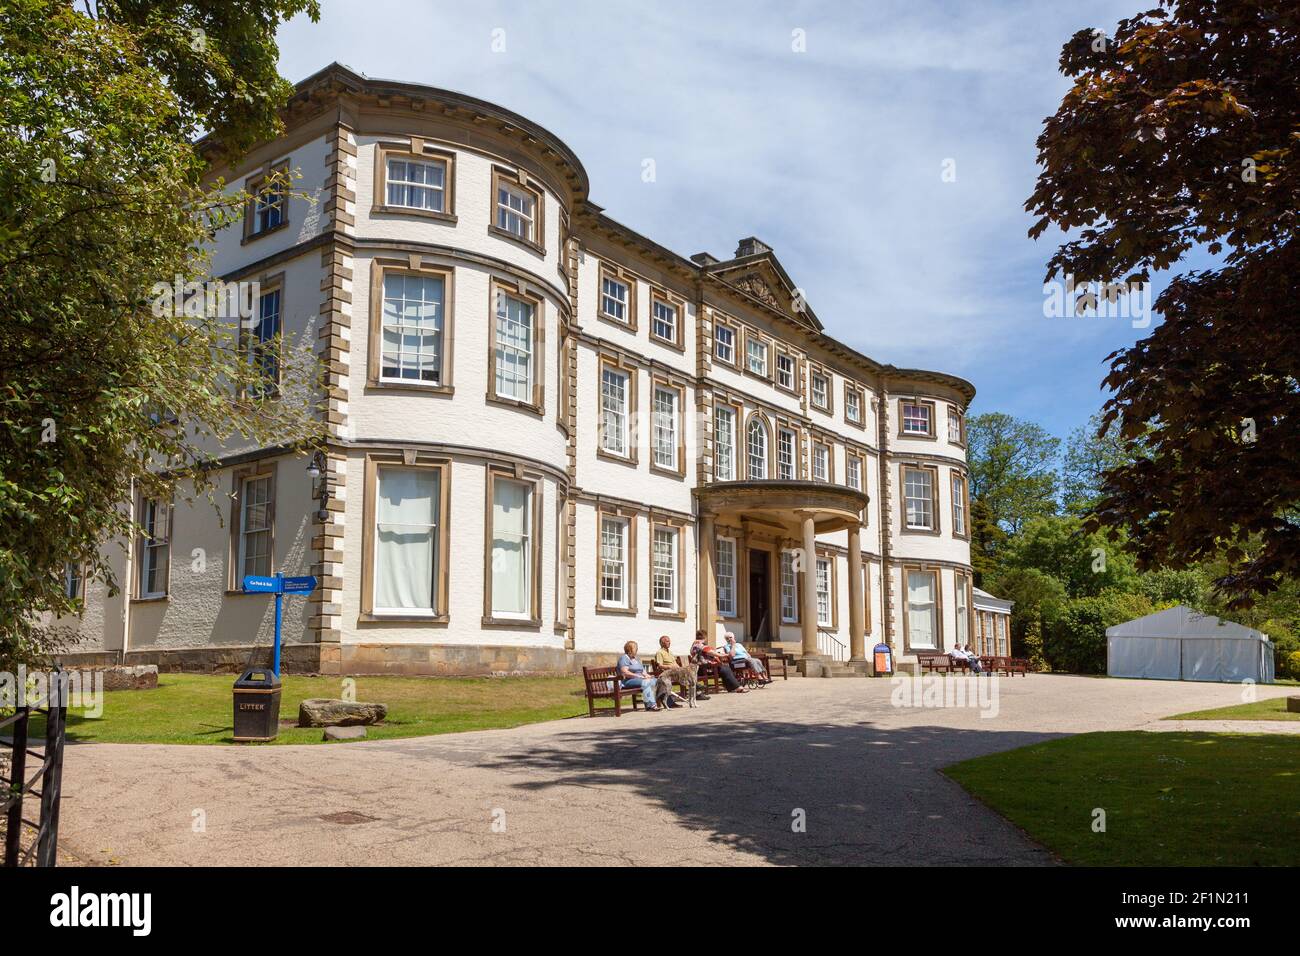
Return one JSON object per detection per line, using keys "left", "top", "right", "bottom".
{"left": 360, "top": 452, "right": 453, "bottom": 622}
{"left": 596, "top": 509, "right": 637, "bottom": 614}
{"left": 597, "top": 358, "right": 638, "bottom": 465}
{"left": 487, "top": 277, "right": 545, "bottom": 414}
{"left": 901, "top": 464, "right": 941, "bottom": 534}
{"left": 715, "top": 535, "right": 738, "bottom": 618}
{"left": 367, "top": 257, "right": 456, "bottom": 393}
{"left": 135, "top": 495, "right": 172, "bottom": 601}
{"left": 844, "top": 383, "right": 865, "bottom": 428}
{"left": 744, "top": 330, "right": 771, "bottom": 380}
{"left": 745, "top": 412, "right": 772, "bottom": 480}
{"left": 597, "top": 263, "right": 637, "bottom": 330}
{"left": 650, "top": 377, "right": 686, "bottom": 478}
{"left": 812, "top": 441, "right": 831, "bottom": 483}
{"left": 814, "top": 553, "right": 837, "bottom": 628}
{"left": 242, "top": 160, "right": 290, "bottom": 243}
{"left": 239, "top": 272, "right": 284, "bottom": 400}
{"left": 846, "top": 452, "right": 864, "bottom": 492}
{"left": 483, "top": 467, "right": 544, "bottom": 627}
{"left": 947, "top": 404, "right": 966, "bottom": 446}
{"left": 954, "top": 569, "right": 972, "bottom": 649}
{"left": 489, "top": 166, "right": 546, "bottom": 255}
{"left": 775, "top": 349, "right": 798, "bottom": 394}
{"left": 779, "top": 549, "right": 801, "bottom": 624}
{"left": 809, "top": 365, "right": 833, "bottom": 413}
{"left": 776, "top": 426, "right": 798, "bottom": 480}
{"left": 649, "top": 289, "right": 685, "bottom": 351}
{"left": 899, "top": 398, "right": 938, "bottom": 439}
{"left": 373, "top": 139, "right": 456, "bottom": 222}
{"left": 902, "top": 566, "right": 942, "bottom": 653}
{"left": 229, "top": 463, "right": 277, "bottom": 592}
{"left": 649, "top": 518, "right": 687, "bottom": 620}
{"left": 713, "top": 401, "right": 738, "bottom": 482}
{"left": 713, "top": 320, "right": 737, "bottom": 366}
{"left": 951, "top": 470, "right": 970, "bottom": 539}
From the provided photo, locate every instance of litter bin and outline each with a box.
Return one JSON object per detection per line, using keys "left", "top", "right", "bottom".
{"left": 233, "top": 667, "right": 281, "bottom": 742}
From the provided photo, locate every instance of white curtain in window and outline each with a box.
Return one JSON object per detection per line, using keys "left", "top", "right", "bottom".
{"left": 492, "top": 479, "right": 530, "bottom": 615}
{"left": 907, "top": 571, "right": 937, "bottom": 649}
{"left": 375, "top": 469, "right": 438, "bottom": 611}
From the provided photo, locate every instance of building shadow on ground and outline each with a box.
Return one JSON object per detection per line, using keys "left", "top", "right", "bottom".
{"left": 479, "top": 714, "right": 1067, "bottom": 866}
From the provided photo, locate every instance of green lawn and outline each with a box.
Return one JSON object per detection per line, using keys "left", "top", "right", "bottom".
{"left": 1167, "top": 695, "right": 1300, "bottom": 722}
{"left": 37, "top": 673, "right": 589, "bottom": 745}
{"left": 944, "top": 731, "right": 1300, "bottom": 866}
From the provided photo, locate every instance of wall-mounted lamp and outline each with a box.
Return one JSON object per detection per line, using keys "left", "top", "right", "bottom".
{"left": 306, "top": 450, "right": 331, "bottom": 523}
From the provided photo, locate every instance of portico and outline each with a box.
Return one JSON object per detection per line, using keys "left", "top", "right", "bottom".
{"left": 695, "top": 481, "right": 871, "bottom": 675}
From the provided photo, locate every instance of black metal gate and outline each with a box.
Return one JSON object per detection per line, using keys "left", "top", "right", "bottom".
{"left": 1, "top": 670, "right": 68, "bottom": 867}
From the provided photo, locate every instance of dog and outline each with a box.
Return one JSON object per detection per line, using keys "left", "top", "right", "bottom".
{"left": 656, "top": 664, "right": 699, "bottom": 708}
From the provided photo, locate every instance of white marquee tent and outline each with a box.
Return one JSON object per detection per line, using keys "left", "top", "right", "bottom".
{"left": 1106, "top": 605, "right": 1275, "bottom": 683}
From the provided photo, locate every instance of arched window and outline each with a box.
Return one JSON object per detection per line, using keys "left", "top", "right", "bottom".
{"left": 747, "top": 417, "right": 768, "bottom": 479}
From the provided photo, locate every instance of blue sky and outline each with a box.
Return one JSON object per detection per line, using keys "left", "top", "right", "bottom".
{"left": 276, "top": 0, "right": 1176, "bottom": 443}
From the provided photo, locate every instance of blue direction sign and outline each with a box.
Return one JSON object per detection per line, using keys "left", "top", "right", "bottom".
{"left": 241, "top": 572, "right": 319, "bottom": 675}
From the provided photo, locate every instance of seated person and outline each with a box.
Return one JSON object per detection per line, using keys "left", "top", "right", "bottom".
{"left": 720, "top": 632, "right": 767, "bottom": 682}
{"left": 616, "top": 640, "right": 660, "bottom": 710}
{"left": 653, "top": 635, "right": 677, "bottom": 670}
{"left": 949, "top": 644, "right": 981, "bottom": 673}
{"left": 652, "top": 635, "right": 690, "bottom": 707}
{"left": 689, "top": 631, "right": 744, "bottom": 693}
{"left": 963, "top": 643, "right": 985, "bottom": 673}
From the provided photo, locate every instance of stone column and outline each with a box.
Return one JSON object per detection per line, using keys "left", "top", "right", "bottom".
{"left": 699, "top": 511, "right": 717, "bottom": 642}
{"left": 800, "top": 511, "right": 819, "bottom": 658}
{"left": 847, "top": 520, "right": 866, "bottom": 662}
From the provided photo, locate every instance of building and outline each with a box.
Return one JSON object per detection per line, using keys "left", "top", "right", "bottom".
{"left": 64, "top": 63, "right": 999, "bottom": 676}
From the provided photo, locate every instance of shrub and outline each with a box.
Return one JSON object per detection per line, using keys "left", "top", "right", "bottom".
{"left": 1044, "top": 590, "right": 1154, "bottom": 675}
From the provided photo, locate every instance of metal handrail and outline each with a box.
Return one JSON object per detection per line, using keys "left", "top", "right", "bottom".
{"left": 817, "top": 628, "right": 848, "bottom": 662}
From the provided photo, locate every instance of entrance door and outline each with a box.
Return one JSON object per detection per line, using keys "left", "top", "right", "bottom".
{"left": 748, "top": 549, "right": 770, "bottom": 640}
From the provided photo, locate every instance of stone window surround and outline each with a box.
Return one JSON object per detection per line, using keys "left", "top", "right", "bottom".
{"left": 486, "top": 276, "right": 547, "bottom": 416}
{"left": 648, "top": 515, "right": 688, "bottom": 621}
{"left": 372, "top": 137, "right": 457, "bottom": 223}
{"left": 242, "top": 159, "right": 291, "bottom": 244}
{"left": 358, "top": 450, "right": 453, "bottom": 624}
{"left": 481, "top": 463, "right": 544, "bottom": 629}
{"left": 227, "top": 461, "right": 278, "bottom": 593}
{"left": 595, "top": 505, "right": 638, "bottom": 615}
{"left": 489, "top": 165, "right": 546, "bottom": 256}
{"left": 366, "top": 254, "right": 456, "bottom": 394}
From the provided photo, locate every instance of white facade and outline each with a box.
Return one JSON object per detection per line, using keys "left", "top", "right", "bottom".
{"left": 64, "top": 65, "right": 977, "bottom": 675}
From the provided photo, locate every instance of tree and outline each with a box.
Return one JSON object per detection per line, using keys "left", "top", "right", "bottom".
{"left": 1059, "top": 412, "right": 1138, "bottom": 515}
{"left": 0, "top": 0, "right": 322, "bottom": 669}
{"left": 966, "top": 412, "right": 1060, "bottom": 533}
{"left": 1026, "top": 1, "right": 1300, "bottom": 607}
{"left": 999, "top": 514, "right": 1141, "bottom": 599}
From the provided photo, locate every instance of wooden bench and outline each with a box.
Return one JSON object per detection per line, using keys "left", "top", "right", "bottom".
{"left": 1006, "top": 657, "right": 1030, "bottom": 676}
{"left": 582, "top": 665, "right": 644, "bottom": 716}
{"left": 917, "top": 651, "right": 956, "bottom": 674}
{"left": 757, "top": 653, "right": 787, "bottom": 681}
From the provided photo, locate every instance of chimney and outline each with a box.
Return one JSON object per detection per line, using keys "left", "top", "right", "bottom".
{"left": 691, "top": 252, "right": 719, "bottom": 266}
{"left": 734, "top": 236, "right": 771, "bottom": 259}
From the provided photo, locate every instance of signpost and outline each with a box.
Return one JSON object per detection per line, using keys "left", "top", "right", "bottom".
{"left": 241, "top": 573, "right": 318, "bottom": 676}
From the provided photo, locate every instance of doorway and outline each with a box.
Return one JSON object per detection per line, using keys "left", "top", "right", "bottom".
{"left": 748, "top": 549, "right": 771, "bottom": 641}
